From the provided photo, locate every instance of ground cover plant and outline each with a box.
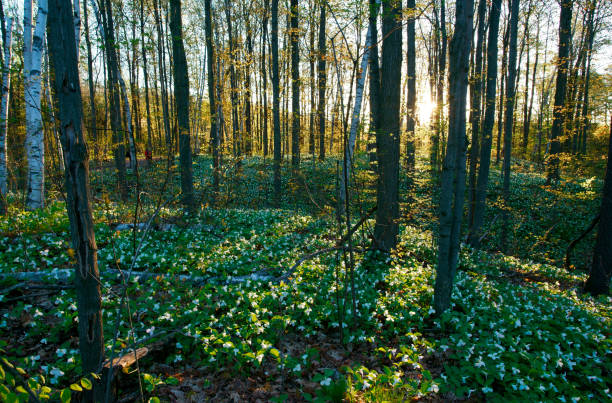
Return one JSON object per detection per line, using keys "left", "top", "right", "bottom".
{"left": 0, "top": 156, "right": 609, "bottom": 402}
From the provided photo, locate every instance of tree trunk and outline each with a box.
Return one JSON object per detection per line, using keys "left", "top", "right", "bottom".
{"left": 83, "top": 0, "right": 97, "bottom": 163}
{"left": 584, "top": 116, "right": 612, "bottom": 296}
{"left": 262, "top": 0, "right": 269, "bottom": 157}
{"left": 204, "top": 0, "right": 219, "bottom": 194}
{"left": 467, "top": 0, "right": 487, "bottom": 227}
{"left": 24, "top": 0, "right": 48, "bottom": 210}
{"left": 317, "top": 4, "right": 326, "bottom": 161}
{"left": 468, "top": 0, "right": 502, "bottom": 248}
{"left": 140, "top": 0, "right": 153, "bottom": 160}
{"left": 0, "top": 17, "right": 12, "bottom": 215}
{"left": 547, "top": 0, "right": 572, "bottom": 183}
{"left": 433, "top": 0, "right": 473, "bottom": 314}
{"left": 373, "top": 0, "right": 402, "bottom": 252}
{"left": 271, "top": 0, "right": 282, "bottom": 205}
{"left": 170, "top": 0, "right": 194, "bottom": 209}
{"left": 501, "top": 0, "right": 520, "bottom": 253}
{"left": 290, "top": 0, "right": 300, "bottom": 167}
{"left": 405, "top": 0, "right": 416, "bottom": 172}
{"left": 224, "top": 0, "right": 240, "bottom": 158}
{"left": 339, "top": 6, "right": 378, "bottom": 216}
{"left": 96, "top": 0, "right": 128, "bottom": 199}
{"left": 367, "top": 0, "right": 381, "bottom": 165}
{"left": 47, "top": 0, "right": 104, "bottom": 399}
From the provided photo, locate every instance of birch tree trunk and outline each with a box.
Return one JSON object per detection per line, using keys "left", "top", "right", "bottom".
{"left": 338, "top": 13, "right": 376, "bottom": 216}
{"left": 24, "top": 0, "right": 48, "bottom": 210}
{"left": 47, "top": 0, "right": 104, "bottom": 399}
{"left": 0, "top": 17, "right": 12, "bottom": 215}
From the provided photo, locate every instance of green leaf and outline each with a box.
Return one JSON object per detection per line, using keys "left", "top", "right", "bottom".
{"left": 269, "top": 348, "right": 280, "bottom": 359}
{"left": 60, "top": 388, "right": 71, "bottom": 403}
{"left": 70, "top": 383, "right": 83, "bottom": 392}
{"left": 148, "top": 397, "right": 160, "bottom": 403}
{"left": 165, "top": 377, "right": 179, "bottom": 386}
{"left": 81, "top": 378, "right": 92, "bottom": 390}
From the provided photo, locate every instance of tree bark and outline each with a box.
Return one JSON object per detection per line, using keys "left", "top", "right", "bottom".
{"left": 373, "top": 0, "right": 402, "bottom": 252}
{"left": 467, "top": 0, "right": 487, "bottom": 227}
{"left": 433, "top": 0, "right": 473, "bottom": 313}
{"left": 47, "top": 0, "right": 104, "bottom": 399}
{"left": 468, "top": 0, "right": 502, "bottom": 248}
{"left": 547, "top": 0, "right": 572, "bottom": 183}
{"left": 405, "top": 0, "right": 416, "bottom": 171}
{"left": 501, "top": 0, "right": 520, "bottom": 253}
{"left": 317, "top": 4, "right": 326, "bottom": 161}
{"left": 169, "top": 0, "right": 194, "bottom": 209}
{"left": 204, "top": 0, "right": 219, "bottom": 194}
{"left": 271, "top": 0, "right": 282, "bottom": 205}
{"left": 24, "top": 0, "right": 48, "bottom": 210}
{"left": 584, "top": 116, "right": 612, "bottom": 296}
{"left": 290, "top": 0, "right": 300, "bottom": 167}
{"left": 0, "top": 17, "right": 12, "bottom": 215}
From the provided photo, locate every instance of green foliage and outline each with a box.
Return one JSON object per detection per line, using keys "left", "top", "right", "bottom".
{"left": 0, "top": 156, "right": 609, "bottom": 400}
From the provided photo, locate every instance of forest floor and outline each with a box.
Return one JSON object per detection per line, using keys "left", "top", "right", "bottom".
{"left": 0, "top": 155, "right": 610, "bottom": 402}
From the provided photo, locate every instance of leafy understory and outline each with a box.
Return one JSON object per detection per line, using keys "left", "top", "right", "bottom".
{"left": 0, "top": 157, "right": 609, "bottom": 402}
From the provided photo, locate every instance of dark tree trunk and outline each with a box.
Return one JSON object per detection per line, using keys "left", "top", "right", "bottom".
{"left": 431, "top": 0, "right": 447, "bottom": 171}
{"left": 169, "top": 0, "right": 194, "bottom": 209}
{"left": 468, "top": 0, "right": 501, "bottom": 248}
{"left": 153, "top": 0, "right": 171, "bottom": 152}
{"left": 224, "top": 0, "right": 240, "bottom": 158}
{"left": 467, "top": 0, "right": 487, "bottom": 227}
{"left": 496, "top": 16, "right": 509, "bottom": 165}
{"left": 245, "top": 18, "right": 253, "bottom": 156}
{"left": 141, "top": 0, "right": 153, "bottom": 159}
{"left": 501, "top": 0, "right": 520, "bottom": 253}
{"left": 271, "top": 0, "right": 282, "bottom": 205}
{"left": 290, "top": 0, "right": 300, "bottom": 167}
{"left": 83, "top": 0, "right": 97, "bottom": 162}
{"left": 204, "top": 0, "right": 219, "bottom": 193}
{"left": 317, "top": 4, "right": 326, "bottom": 161}
{"left": 309, "top": 4, "right": 315, "bottom": 159}
{"left": 433, "top": 0, "right": 474, "bottom": 314}
{"left": 262, "top": 0, "right": 270, "bottom": 157}
{"left": 547, "top": 0, "right": 572, "bottom": 183}
{"left": 584, "top": 117, "right": 612, "bottom": 296}
{"left": 373, "top": 0, "right": 402, "bottom": 252}
{"left": 100, "top": 0, "right": 128, "bottom": 199}
{"left": 47, "top": 0, "right": 104, "bottom": 399}
{"left": 367, "top": 0, "right": 381, "bottom": 164}
{"left": 405, "top": 0, "right": 416, "bottom": 171}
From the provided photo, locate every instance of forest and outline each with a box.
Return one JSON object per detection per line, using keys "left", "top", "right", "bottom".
{"left": 0, "top": 0, "right": 611, "bottom": 401}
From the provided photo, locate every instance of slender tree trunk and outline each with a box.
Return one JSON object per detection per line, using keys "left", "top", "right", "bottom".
{"left": 317, "top": 4, "right": 326, "bottom": 161}
{"left": 170, "top": 0, "right": 194, "bottom": 208}
{"left": 433, "top": 0, "right": 474, "bottom": 313}
{"left": 496, "top": 17, "right": 509, "bottom": 165}
{"left": 0, "top": 17, "right": 12, "bottom": 215}
{"left": 584, "top": 116, "right": 612, "bottom": 296}
{"left": 373, "top": 0, "right": 402, "bottom": 251}
{"left": 24, "top": 0, "right": 48, "bottom": 210}
{"left": 204, "top": 0, "right": 219, "bottom": 193}
{"left": 83, "top": 0, "right": 98, "bottom": 162}
{"left": 524, "top": 21, "right": 540, "bottom": 157}
{"left": 140, "top": 0, "right": 152, "bottom": 159}
{"left": 405, "top": 0, "right": 416, "bottom": 171}
{"left": 290, "top": 0, "right": 300, "bottom": 167}
{"left": 245, "top": 18, "right": 253, "bottom": 156}
{"left": 100, "top": 0, "right": 128, "bottom": 199}
{"left": 271, "top": 0, "right": 282, "bottom": 205}
{"left": 468, "top": 0, "right": 487, "bottom": 227}
{"left": 153, "top": 0, "right": 171, "bottom": 153}
{"left": 262, "top": 0, "right": 269, "bottom": 157}
{"left": 431, "top": 0, "right": 447, "bottom": 171}
{"left": 367, "top": 0, "right": 381, "bottom": 165}
{"left": 547, "top": 0, "right": 572, "bottom": 183}
{"left": 47, "top": 1, "right": 104, "bottom": 400}
{"left": 469, "top": 0, "right": 502, "bottom": 248}
{"left": 309, "top": 4, "right": 315, "bottom": 159}
{"left": 224, "top": 0, "right": 240, "bottom": 158}
{"left": 501, "top": 0, "right": 520, "bottom": 253}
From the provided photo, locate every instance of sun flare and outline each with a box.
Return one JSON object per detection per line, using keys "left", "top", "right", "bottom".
{"left": 417, "top": 97, "right": 436, "bottom": 126}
